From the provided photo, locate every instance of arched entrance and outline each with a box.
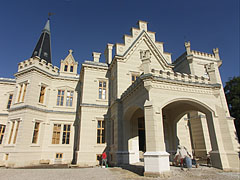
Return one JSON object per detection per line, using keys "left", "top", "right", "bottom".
{"left": 123, "top": 107, "right": 146, "bottom": 164}
{"left": 161, "top": 99, "right": 222, "bottom": 169}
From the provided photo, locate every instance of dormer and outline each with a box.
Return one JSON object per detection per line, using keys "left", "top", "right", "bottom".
{"left": 60, "top": 50, "right": 78, "bottom": 77}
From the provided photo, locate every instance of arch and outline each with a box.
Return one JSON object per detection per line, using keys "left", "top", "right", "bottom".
{"left": 122, "top": 105, "right": 145, "bottom": 164}
{"left": 160, "top": 97, "right": 216, "bottom": 117}
{"left": 123, "top": 105, "right": 143, "bottom": 121}
{"left": 161, "top": 98, "right": 217, "bottom": 165}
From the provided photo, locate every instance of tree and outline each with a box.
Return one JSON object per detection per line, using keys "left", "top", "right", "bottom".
{"left": 224, "top": 76, "right": 240, "bottom": 142}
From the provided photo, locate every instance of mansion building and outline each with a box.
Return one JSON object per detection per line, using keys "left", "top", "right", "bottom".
{"left": 0, "top": 20, "right": 239, "bottom": 175}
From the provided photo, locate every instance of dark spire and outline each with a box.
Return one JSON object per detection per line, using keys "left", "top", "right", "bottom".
{"left": 31, "top": 19, "right": 52, "bottom": 64}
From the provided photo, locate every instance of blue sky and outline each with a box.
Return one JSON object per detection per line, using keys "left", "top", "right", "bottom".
{"left": 0, "top": 0, "right": 239, "bottom": 85}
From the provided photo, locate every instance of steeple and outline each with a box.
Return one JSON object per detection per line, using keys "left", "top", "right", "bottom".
{"left": 31, "top": 19, "right": 52, "bottom": 64}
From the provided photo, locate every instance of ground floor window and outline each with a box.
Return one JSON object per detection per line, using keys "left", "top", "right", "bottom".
{"left": 55, "top": 153, "right": 63, "bottom": 159}
{"left": 52, "top": 124, "right": 61, "bottom": 144}
{"left": 0, "top": 124, "right": 6, "bottom": 144}
{"left": 8, "top": 120, "right": 20, "bottom": 144}
{"left": 62, "top": 124, "right": 71, "bottom": 144}
{"left": 32, "top": 122, "right": 40, "bottom": 144}
{"left": 97, "top": 120, "right": 105, "bottom": 144}
{"left": 52, "top": 124, "right": 71, "bottom": 145}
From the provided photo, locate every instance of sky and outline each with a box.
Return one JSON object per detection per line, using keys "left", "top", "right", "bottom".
{"left": 0, "top": 0, "right": 239, "bottom": 85}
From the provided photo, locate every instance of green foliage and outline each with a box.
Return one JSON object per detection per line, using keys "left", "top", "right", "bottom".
{"left": 224, "top": 76, "right": 240, "bottom": 141}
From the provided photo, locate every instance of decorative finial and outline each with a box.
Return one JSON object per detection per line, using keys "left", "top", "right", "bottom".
{"left": 48, "top": 12, "right": 55, "bottom": 20}
{"left": 184, "top": 41, "right": 191, "bottom": 55}
{"left": 212, "top": 48, "right": 220, "bottom": 60}
{"left": 69, "top": 49, "right": 73, "bottom": 54}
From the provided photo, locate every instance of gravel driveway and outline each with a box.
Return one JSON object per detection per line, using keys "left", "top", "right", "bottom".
{"left": 0, "top": 166, "right": 239, "bottom": 180}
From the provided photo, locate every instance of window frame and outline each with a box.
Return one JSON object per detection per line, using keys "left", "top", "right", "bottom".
{"left": 17, "top": 82, "right": 28, "bottom": 103}
{"left": 0, "top": 124, "right": 6, "bottom": 144}
{"left": 21, "top": 83, "right": 27, "bottom": 102}
{"left": 6, "top": 94, "right": 13, "bottom": 109}
{"left": 98, "top": 80, "right": 107, "bottom": 100}
{"left": 97, "top": 120, "right": 105, "bottom": 144}
{"left": 32, "top": 122, "right": 40, "bottom": 144}
{"left": 70, "top": 65, "right": 74, "bottom": 72}
{"left": 55, "top": 153, "right": 63, "bottom": 159}
{"left": 62, "top": 124, "right": 71, "bottom": 144}
{"left": 131, "top": 73, "right": 139, "bottom": 84}
{"left": 56, "top": 90, "right": 65, "bottom": 106}
{"left": 13, "top": 121, "right": 20, "bottom": 144}
{"left": 64, "top": 64, "right": 68, "bottom": 72}
{"left": 66, "top": 91, "right": 74, "bottom": 107}
{"left": 52, "top": 124, "right": 61, "bottom": 144}
{"left": 8, "top": 121, "right": 15, "bottom": 144}
{"left": 39, "top": 86, "right": 46, "bottom": 104}
{"left": 17, "top": 84, "right": 23, "bottom": 103}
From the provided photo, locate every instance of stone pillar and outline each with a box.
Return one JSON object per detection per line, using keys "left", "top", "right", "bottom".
{"left": 144, "top": 100, "right": 170, "bottom": 176}
{"left": 206, "top": 109, "right": 239, "bottom": 171}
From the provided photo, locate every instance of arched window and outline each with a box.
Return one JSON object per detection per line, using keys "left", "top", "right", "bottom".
{"left": 70, "top": 65, "right": 74, "bottom": 72}
{"left": 64, "top": 64, "right": 68, "bottom": 72}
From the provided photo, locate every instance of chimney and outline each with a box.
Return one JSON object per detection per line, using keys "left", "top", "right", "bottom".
{"left": 104, "top": 44, "right": 114, "bottom": 64}
{"left": 92, "top": 52, "right": 101, "bottom": 63}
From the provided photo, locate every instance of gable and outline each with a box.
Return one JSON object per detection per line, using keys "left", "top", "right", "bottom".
{"left": 117, "top": 32, "right": 173, "bottom": 71}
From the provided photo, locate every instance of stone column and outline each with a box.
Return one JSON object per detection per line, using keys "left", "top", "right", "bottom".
{"left": 144, "top": 100, "right": 170, "bottom": 176}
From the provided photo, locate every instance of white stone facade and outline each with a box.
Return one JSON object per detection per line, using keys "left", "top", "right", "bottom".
{"left": 0, "top": 20, "right": 239, "bottom": 175}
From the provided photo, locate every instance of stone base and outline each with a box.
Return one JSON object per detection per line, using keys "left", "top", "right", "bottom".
{"left": 144, "top": 171, "right": 171, "bottom": 178}
{"left": 144, "top": 151, "right": 170, "bottom": 175}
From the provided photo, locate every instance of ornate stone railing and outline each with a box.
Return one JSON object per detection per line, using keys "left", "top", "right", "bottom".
{"left": 151, "top": 69, "right": 210, "bottom": 84}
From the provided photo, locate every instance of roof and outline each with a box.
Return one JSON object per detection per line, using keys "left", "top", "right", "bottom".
{"left": 31, "top": 19, "right": 52, "bottom": 64}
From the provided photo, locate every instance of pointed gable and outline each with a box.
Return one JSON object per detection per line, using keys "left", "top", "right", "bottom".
{"left": 60, "top": 50, "right": 78, "bottom": 76}
{"left": 114, "top": 20, "right": 173, "bottom": 71}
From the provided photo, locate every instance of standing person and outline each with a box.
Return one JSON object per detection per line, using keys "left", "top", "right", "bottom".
{"left": 174, "top": 145, "right": 192, "bottom": 169}
{"left": 101, "top": 151, "right": 107, "bottom": 168}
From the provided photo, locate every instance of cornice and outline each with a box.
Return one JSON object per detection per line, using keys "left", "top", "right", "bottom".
{"left": 9, "top": 105, "right": 76, "bottom": 114}
{"left": 15, "top": 66, "right": 79, "bottom": 81}
{"left": 0, "top": 78, "right": 16, "bottom": 84}
{"left": 80, "top": 103, "right": 109, "bottom": 108}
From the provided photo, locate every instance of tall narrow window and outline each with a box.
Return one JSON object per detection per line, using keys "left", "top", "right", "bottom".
{"left": 97, "top": 120, "right": 105, "bottom": 144}
{"left": 32, "top": 122, "right": 40, "bottom": 144}
{"left": 39, "top": 86, "right": 46, "bottom": 103}
{"left": 13, "top": 121, "right": 20, "bottom": 144}
{"left": 62, "top": 124, "right": 71, "bottom": 144}
{"left": 131, "top": 74, "right": 139, "bottom": 83}
{"left": 0, "top": 124, "right": 6, "bottom": 144}
{"left": 98, "top": 81, "right": 106, "bottom": 99}
{"left": 64, "top": 65, "right": 68, "bottom": 72}
{"left": 21, "top": 84, "right": 27, "bottom": 102}
{"left": 17, "top": 84, "right": 23, "bottom": 102}
{"left": 8, "top": 121, "right": 15, "bottom": 144}
{"left": 57, "top": 90, "right": 65, "bottom": 106}
{"left": 52, "top": 124, "right": 61, "bottom": 144}
{"left": 70, "top": 65, "right": 74, "bottom": 72}
{"left": 7, "top": 94, "right": 13, "bottom": 109}
{"left": 66, "top": 91, "right": 73, "bottom": 107}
